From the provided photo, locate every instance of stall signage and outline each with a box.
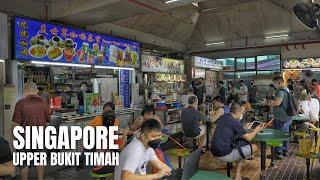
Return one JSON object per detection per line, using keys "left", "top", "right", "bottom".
{"left": 283, "top": 58, "right": 320, "bottom": 69}
{"left": 192, "top": 68, "right": 206, "bottom": 78}
{"left": 193, "top": 56, "right": 222, "bottom": 70}
{"left": 120, "top": 70, "right": 131, "bottom": 108}
{"left": 155, "top": 73, "right": 186, "bottom": 82}
{"left": 141, "top": 54, "right": 184, "bottom": 74}
{"left": 14, "top": 17, "right": 139, "bottom": 68}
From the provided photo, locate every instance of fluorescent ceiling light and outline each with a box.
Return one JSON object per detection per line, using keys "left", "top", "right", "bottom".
{"left": 206, "top": 42, "right": 225, "bottom": 46}
{"left": 94, "top": 65, "right": 134, "bottom": 71}
{"left": 31, "top": 61, "right": 91, "bottom": 68}
{"left": 265, "top": 34, "right": 289, "bottom": 39}
{"left": 192, "top": 3, "right": 199, "bottom": 7}
{"left": 0, "top": 59, "right": 4, "bottom": 63}
{"left": 165, "top": 0, "right": 180, "bottom": 4}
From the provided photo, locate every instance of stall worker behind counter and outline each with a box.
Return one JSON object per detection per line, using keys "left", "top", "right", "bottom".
{"left": 77, "top": 82, "right": 91, "bottom": 109}
{"left": 114, "top": 119, "right": 171, "bottom": 180}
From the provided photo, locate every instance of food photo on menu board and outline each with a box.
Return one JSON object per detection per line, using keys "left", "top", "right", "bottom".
{"left": 141, "top": 54, "right": 184, "bottom": 74}
{"left": 283, "top": 58, "right": 320, "bottom": 69}
{"left": 15, "top": 17, "right": 139, "bottom": 67}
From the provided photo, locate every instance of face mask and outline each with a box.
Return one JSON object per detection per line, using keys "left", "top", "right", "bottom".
{"left": 81, "top": 86, "right": 87, "bottom": 92}
{"left": 144, "top": 133, "right": 161, "bottom": 149}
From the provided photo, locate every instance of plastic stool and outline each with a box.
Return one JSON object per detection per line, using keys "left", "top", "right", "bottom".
{"left": 90, "top": 172, "right": 113, "bottom": 180}
{"left": 168, "top": 148, "right": 190, "bottom": 169}
{"left": 266, "top": 139, "right": 283, "bottom": 167}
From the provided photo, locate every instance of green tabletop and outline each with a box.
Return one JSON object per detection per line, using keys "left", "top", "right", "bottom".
{"left": 190, "top": 170, "right": 231, "bottom": 180}
{"left": 292, "top": 115, "right": 309, "bottom": 121}
{"left": 254, "top": 128, "right": 291, "bottom": 142}
{"left": 168, "top": 148, "right": 190, "bottom": 157}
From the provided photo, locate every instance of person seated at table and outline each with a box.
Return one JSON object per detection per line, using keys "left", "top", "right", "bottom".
{"left": 91, "top": 110, "right": 129, "bottom": 174}
{"left": 181, "top": 95, "right": 206, "bottom": 150}
{"left": 0, "top": 137, "right": 15, "bottom": 178}
{"left": 88, "top": 102, "right": 116, "bottom": 127}
{"left": 211, "top": 96, "right": 230, "bottom": 123}
{"left": 130, "top": 105, "right": 162, "bottom": 133}
{"left": 114, "top": 119, "right": 171, "bottom": 180}
{"left": 211, "top": 103, "right": 265, "bottom": 180}
{"left": 299, "top": 90, "right": 318, "bottom": 129}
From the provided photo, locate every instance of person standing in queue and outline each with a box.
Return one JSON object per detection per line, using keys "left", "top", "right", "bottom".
{"left": 194, "top": 78, "right": 206, "bottom": 106}
{"left": 287, "top": 79, "right": 294, "bottom": 93}
{"left": 114, "top": 119, "right": 171, "bottom": 180}
{"left": 248, "top": 80, "right": 258, "bottom": 103}
{"left": 12, "top": 81, "right": 50, "bottom": 180}
{"left": 211, "top": 103, "right": 266, "bottom": 180}
{"left": 217, "top": 81, "right": 226, "bottom": 103}
{"left": 267, "top": 76, "right": 293, "bottom": 159}
{"left": 238, "top": 80, "right": 248, "bottom": 103}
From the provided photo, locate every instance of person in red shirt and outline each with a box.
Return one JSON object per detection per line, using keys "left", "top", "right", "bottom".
{"left": 12, "top": 81, "right": 50, "bottom": 180}
{"left": 312, "top": 79, "right": 320, "bottom": 99}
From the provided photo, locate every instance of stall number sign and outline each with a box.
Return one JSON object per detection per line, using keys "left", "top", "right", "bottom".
{"left": 194, "top": 56, "right": 222, "bottom": 70}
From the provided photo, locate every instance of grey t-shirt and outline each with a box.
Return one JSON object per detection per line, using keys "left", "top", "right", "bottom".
{"left": 273, "top": 87, "right": 291, "bottom": 121}
{"left": 114, "top": 138, "right": 157, "bottom": 180}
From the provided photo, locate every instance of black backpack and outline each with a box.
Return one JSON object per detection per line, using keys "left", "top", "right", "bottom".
{"left": 279, "top": 89, "right": 299, "bottom": 116}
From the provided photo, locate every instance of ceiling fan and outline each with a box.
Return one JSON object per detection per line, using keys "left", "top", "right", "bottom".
{"left": 293, "top": 1, "right": 320, "bottom": 30}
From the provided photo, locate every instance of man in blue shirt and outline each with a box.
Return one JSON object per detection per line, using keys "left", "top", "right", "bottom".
{"left": 267, "top": 76, "right": 292, "bottom": 159}
{"left": 211, "top": 103, "right": 265, "bottom": 180}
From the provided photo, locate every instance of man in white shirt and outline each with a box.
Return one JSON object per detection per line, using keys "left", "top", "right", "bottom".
{"left": 238, "top": 80, "right": 248, "bottom": 102}
{"left": 114, "top": 119, "right": 171, "bottom": 180}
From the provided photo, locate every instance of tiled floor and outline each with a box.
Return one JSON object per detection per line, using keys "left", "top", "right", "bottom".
{"left": 17, "top": 143, "right": 319, "bottom": 180}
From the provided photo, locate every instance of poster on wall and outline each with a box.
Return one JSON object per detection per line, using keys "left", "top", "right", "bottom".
{"left": 155, "top": 73, "right": 186, "bottom": 82}
{"left": 141, "top": 54, "right": 184, "bottom": 74}
{"left": 192, "top": 68, "right": 205, "bottom": 79}
{"left": 283, "top": 58, "right": 320, "bottom": 69}
{"left": 14, "top": 17, "right": 140, "bottom": 67}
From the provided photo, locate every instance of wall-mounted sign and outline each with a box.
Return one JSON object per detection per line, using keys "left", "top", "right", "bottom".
{"left": 192, "top": 68, "right": 205, "bottom": 78}
{"left": 155, "top": 73, "right": 186, "bottom": 82}
{"left": 193, "top": 56, "right": 223, "bottom": 70}
{"left": 14, "top": 17, "right": 139, "bottom": 67}
{"left": 141, "top": 54, "right": 184, "bottom": 74}
{"left": 283, "top": 58, "right": 320, "bottom": 69}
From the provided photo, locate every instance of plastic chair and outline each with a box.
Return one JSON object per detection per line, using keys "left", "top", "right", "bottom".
{"left": 266, "top": 139, "right": 283, "bottom": 167}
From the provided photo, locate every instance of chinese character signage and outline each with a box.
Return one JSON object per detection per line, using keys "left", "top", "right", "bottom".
{"left": 193, "top": 56, "right": 222, "bottom": 70}
{"left": 120, "top": 70, "right": 131, "bottom": 108}
{"left": 14, "top": 17, "right": 140, "bottom": 68}
{"left": 141, "top": 54, "right": 184, "bottom": 74}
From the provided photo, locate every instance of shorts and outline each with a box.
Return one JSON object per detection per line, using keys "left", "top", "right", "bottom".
{"left": 195, "top": 125, "right": 206, "bottom": 138}
{"left": 216, "top": 145, "right": 252, "bottom": 162}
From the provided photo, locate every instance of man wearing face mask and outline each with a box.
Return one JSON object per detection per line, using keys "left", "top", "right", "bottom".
{"left": 211, "top": 103, "right": 265, "bottom": 180}
{"left": 114, "top": 119, "right": 171, "bottom": 180}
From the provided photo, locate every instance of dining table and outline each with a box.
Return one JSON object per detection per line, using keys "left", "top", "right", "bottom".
{"left": 253, "top": 128, "right": 291, "bottom": 179}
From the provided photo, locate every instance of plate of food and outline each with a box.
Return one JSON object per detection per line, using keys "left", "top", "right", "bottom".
{"left": 47, "top": 46, "right": 63, "bottom": 61}
{"left": 301, "top": 58, "right": 314, "bottom": 68}
{"left": 288, "top": 59, "right": 300, "bottom": 68}
{"left": 28, "top": 45, "right": 47, "bottom": 58}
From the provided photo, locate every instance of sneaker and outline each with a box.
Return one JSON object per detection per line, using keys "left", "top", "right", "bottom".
{"left": 283, "top": 151, "right": 288, "bottom": 157}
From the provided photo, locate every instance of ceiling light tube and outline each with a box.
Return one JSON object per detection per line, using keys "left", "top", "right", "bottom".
{"left": 31, "top": 61, "right": 91, "bottom": 68}
{"left": 0, "top": 59, "right": 5, "bottom": 63}
{"left": 165, "top": 0, "right": 180, "bottom": 4}
{"left": 94, "top": 65, "right": 135, "bottom": 71}
{"left": 265, "top": 34, "right": 289, "bottom": 39}
{"left": 206, "top": 42, "right": 225, "bottom": 46}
